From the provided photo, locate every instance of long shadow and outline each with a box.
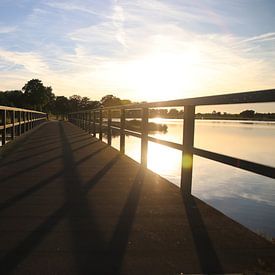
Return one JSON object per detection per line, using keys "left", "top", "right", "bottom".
{"left": 0, "top": 202, "right": 69, "bottom": 275}
{"left": 0, "top": 170, "right": 64, "bottom": 212}
{"left": 108, "top": 168, "right": 145, "bottom": 274}
{"left": 0, "top": 122, "right": 121, "bottom": 274}
{"left": 0, "top": 140, "right": 103, "bottom": 185}
{"left": 0, "top": 154, "right": 62, "bottom": 184}
{"left": 82, "top": 154, "right": 121, "bottom": 193}
{"left": 0, "top": 140, "right": 99, "bottom": 168}
{"left": 182, "top": 195, "right": 223, "bottom": 273}
{"left": 0, "top": 145, "right": 62, "bottom": 168}
{"left": 15, "top": 135, "right": 92, "bottom": 154}
{"left": 0, "top": 142, "right": 106, "bottom": 212}
{"left": 60, "top": 121, "right": 120, "bottom": 274}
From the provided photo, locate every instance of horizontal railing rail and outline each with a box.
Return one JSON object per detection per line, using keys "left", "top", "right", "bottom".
{"left": 0, "top": 106, "right": 47, "bottom": 146}
{"left": 68, "top": 89, "right": 275, "bottom": 196}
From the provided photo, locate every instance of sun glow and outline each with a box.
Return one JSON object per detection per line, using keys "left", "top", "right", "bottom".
{"left": 124, "top": 50, "right": 202, "bottom": 101}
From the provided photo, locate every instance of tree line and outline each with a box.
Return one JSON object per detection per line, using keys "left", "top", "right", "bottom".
{"left": 0, "top": 79, "right": 132, "bottom": 116}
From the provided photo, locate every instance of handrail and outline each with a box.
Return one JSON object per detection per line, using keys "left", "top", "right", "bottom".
{"left": 0, "top": 106, "right": 47, "bottom": 146}
{"left": 0, "top": 105, "right": 45, "bottom": 114}
{"left": 69, "top": 89, "right": 275, "bottom": 113}
{"left": 68, "top": 89, "right": 275, "bottom": 196}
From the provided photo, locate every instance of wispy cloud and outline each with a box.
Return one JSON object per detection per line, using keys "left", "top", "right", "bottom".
{"left": 0, "top": 48, "right": 49, "bottom": 74}
{"left": 0, "top": 25, "right": 17, "bottom": 34}
{"left": 44, "top": 0, "right": 111, "bottom": 19}
{"left": 242, "top": 32, "right": 275, "bottom": 43}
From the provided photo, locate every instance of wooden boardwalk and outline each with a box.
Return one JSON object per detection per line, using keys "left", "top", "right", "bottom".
{"left": 0, "top": 121, "right": 274, "bottom": 274}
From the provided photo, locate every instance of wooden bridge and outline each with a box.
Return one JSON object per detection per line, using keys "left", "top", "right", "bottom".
{"left": 0, "top": 90, "right": 275, "bottom": 274}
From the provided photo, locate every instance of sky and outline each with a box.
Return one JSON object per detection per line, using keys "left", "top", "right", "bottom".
{"left": 0, "top": 0, "right": 275, "bottom": 111}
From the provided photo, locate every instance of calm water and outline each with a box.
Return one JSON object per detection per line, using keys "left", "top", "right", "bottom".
{"left": 102, "top": 119, "right": 275, "bottom": 239}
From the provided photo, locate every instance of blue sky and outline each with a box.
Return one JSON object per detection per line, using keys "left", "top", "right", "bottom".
{"left": 0, "top": 0, "right": 275, "bottom": 109}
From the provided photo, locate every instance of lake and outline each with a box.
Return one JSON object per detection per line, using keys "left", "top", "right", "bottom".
{"left": 101, "top": 118, "right": 275, "bottom": 240}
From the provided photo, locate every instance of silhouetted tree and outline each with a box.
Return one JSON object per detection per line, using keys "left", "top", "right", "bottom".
{"left": 69, "top": 95, "right": 82, "bottom": 112}
{"left": 54, "top": 96, "right": 70, "bottom": 115}
{"left": 22, "top": 79, "right": 54, "bottom": 111}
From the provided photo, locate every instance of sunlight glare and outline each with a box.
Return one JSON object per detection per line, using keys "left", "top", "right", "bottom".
{"left": 125, "top": 50, "right": 202, "bottom": 101}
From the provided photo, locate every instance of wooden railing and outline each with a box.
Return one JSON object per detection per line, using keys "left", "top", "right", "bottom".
{"left": 68, "top": 89, "right": 275, "bottom": 196}
{"left": 0, "top": 106, "right": 47, "bottom": 146}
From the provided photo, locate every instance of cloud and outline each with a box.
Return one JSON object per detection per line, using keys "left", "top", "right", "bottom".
{"left": 242, "top": 32, "right": 275, "bottom": 43}
{"left": 0, "top": 48, "right": 49, "bottom": 74}
{"left": 0, "top": 25, "right": 17, "bottom": 34}
{"left": 44, "top": 0, "right": 108, "bottom": 18}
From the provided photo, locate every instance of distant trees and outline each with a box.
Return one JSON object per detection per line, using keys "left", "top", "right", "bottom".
{"left": 100, "top": 94, "right": 131, "bottom": 107}
{"left": 0, "top": 90, "right": 25, "bottom": 107}
{"left": 239, "top": 110, "right": 255, "bottom": 118}
{"left": 149, "top": 108, "right": 184, "bottom": 118}
{"left": 0, "top": 79, "right": 131, "bottom": 116}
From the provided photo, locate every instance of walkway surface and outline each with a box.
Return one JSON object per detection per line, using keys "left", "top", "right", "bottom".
{"left": 0, "top": 121, "right": 274, "bottom": 274}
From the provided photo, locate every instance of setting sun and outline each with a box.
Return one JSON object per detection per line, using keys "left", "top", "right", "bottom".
{"left": 124, "top": 50, "right": 202, "bottom": 100}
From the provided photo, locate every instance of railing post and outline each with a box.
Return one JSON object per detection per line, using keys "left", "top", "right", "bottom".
{"left": 18, "top": 111, "right": 21, "bottom": 136}
{"left": 23, "top": 112, "right": 26, "bottom": 133}
{"left": 31, "top": 113, "right": 34, "bottom": 129}
{"left": 29, "top": 113, "right": 32, "bottom": 129}
{"left": 27, "top": 112, "right": 30, "bottom": 131}
{"left": 29, "top": 112, "right": 32, "bottom": 129}
{"left": 88, "top": 111, "right": 91, "bottom": 134}
{"left": 107, "top": 110, "right": 112, "bottom": 145}
{"left": 11, "top": 110, "right": 15, "bottom": 140}
{"left": 181, "top": 105, "right": 195, "bottom": 196}
{"left": 93, "top": 111, "right": 96, "bottom": 137}
{"left": 99, "top": 109, "right": 103, "bottom": 140}
{"left": 120, "top": 109, "right": 125, "bottom": 154}
{"left": 83, "top": 112, "right": 85, "bottom": 130}
{"left": 141, "top": 107, "right": 148, "bottom": 167}
{"left": 1, "top": 110, "right": 6, "bottom": 145}
{"left": 85, "top": 112, "right": 88, "bottom": 132}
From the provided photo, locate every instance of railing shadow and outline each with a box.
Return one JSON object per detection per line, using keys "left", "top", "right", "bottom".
{"left": 0, "top": 140, "right": 98, "bottom": 168}
{"left": 108, "top": 167, "right": 145, "bottom": 274}
{"left": 182, "top": 194, "right": 223, "bottom": 273}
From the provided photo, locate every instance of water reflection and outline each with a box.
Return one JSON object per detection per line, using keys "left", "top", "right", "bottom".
{"left": 102, "top": 119, "right": 275, "bottom": 239}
